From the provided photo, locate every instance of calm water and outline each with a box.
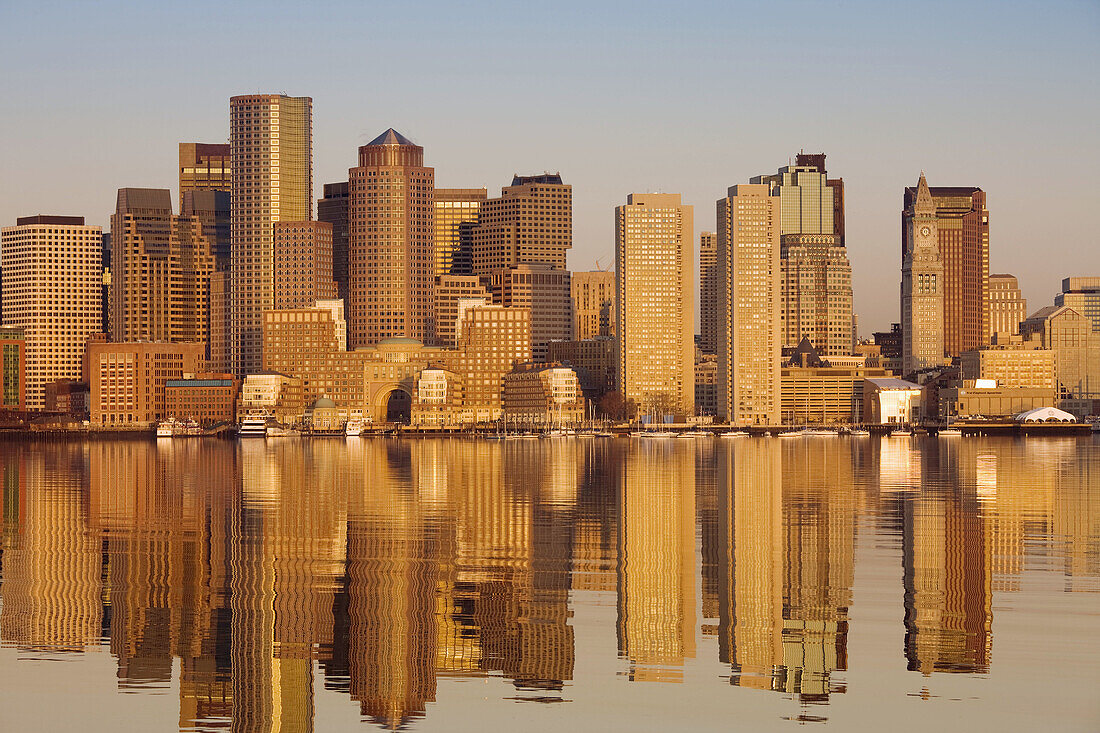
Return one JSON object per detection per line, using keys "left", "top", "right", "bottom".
{"left": 0, "top": 436, "right": 1097, "bottom": 732}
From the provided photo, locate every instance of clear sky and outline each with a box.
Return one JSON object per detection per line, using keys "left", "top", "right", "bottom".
{"left": 1, "top": 0, "right": 1097, "bottom": 332}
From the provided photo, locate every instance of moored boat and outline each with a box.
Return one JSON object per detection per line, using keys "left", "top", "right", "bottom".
{"left": 238, "top": 414, "right": 271, "bottom": 438}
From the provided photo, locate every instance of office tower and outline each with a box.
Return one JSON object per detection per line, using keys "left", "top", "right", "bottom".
{"left": 110, "top": 188, "right": 213, "bottom": 344}
{"left": 901, "top": 174, "right": 945, "bottom": 374}
{"left": 753, "top": 154, "right": 853, "bottom": 356}
{"left": 1020, "top": 305, "right": 1100, "bottom": 413}
{"left": 716, "top": 185, "right": 781, "bottom": 425}
{"left": 615, "top": 194, "right": 694, "bottom": 415}
{"left": 179, "top": 142, "right": 231, "bottom": 197}
{"left": 230, "top": 93, "right": 312, "bottom": 376}
{"left": 273, "top": 220, "right": 336, "bottom": 309}
{"left": 988, "top": 274, "right": 1027, "bottom": 339}
{"left": 347, "top": 128, "right": 434, "bottom": 348}
{"left": 317, "top": 182, "right": 349, "bottom": 302}
{"left": 434, "top": 188, "right": 486, "bottom": 276}
{"left": 699, "top": 231, "right": 719, "bottom": 354}
{"left": 571, "top": 270, "right": 616, "bottom": 341}
{"left": 208, "top": 272, "right": 231, "bottom": 371}
{"left": 491, "top": 262, "right": 571, "bottom": 362}
{"left": 902, "top": 178, "right": 989, "bottom": 357}
{"left": 434, "top": 274, "right": 489, "bottom": 347}
{"left": 1055, "top": 276, "right": 1100, "bottom": 333}
{"left": 1, "top": 216, "right": 102, "bottom": 410}
{"left": 181, "top": 190, "right": 231, "bottom": 270}
{"left": 471, "top": 174, "right": 572, "bottom": 275}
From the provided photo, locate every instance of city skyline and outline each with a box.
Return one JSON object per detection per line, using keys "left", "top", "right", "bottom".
{"left": 1, "top": 2, "right": 1097, "bottom": 334}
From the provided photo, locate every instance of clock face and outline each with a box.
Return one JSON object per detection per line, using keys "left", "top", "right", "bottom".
{"left": 920, "top": 226, "right": 931, "bottom": 237}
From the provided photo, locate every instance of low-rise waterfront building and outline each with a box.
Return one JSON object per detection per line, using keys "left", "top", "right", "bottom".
{"left": 863, "top": 377, "right": 923, "bottom": 424}
{"left": 237, "top": 373, "right": 304, "bottom": 425}
{"left": 546, "top": 337, "right": 615, "bottom": 400}
{"left": 781, "top": 339, "right": 890, "bottom": 424}
{"left": 503, "top": 363, "right": 584, "bottom": 427}
{"left": 960, "top": 347, "right": 1054, "bottom": 390}
{"left": 938, "top": 381, "right": 1056, "bottom": 420}
{"left": 165, "top": 373, "right": 239, "bottom": 426}
{"left": 411, "top": 368, "right": 467, "bottom": 427}
{"left": 44, "top": 379, "right": 89, "bottom": 418}
{"left": 84, "top": 339, "right": 206, "bottom": 426}
{"left": 262, "top": 302, "right": 531, "bottom": 424}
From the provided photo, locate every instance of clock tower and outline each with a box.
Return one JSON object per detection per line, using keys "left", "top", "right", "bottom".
{"left": 901, "top": 172, "right": 945, "bottom": 375}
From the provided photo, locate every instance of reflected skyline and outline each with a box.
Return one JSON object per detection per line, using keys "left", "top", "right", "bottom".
{"left": 1, "top": 437, "right": 1098, "bottom": 731}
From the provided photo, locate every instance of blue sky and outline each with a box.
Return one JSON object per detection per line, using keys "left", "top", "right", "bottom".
{"left": 2, "top": 0, "right": 1098, "bottom": 331}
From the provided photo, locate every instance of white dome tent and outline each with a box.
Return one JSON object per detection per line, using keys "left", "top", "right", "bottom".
{"left": 1014, "top": 407, "right": 1077, "bottom": 423}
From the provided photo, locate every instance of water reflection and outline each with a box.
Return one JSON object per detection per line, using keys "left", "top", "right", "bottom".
{"left": 0, "top": 436, "right": 1097, "bottom": 731}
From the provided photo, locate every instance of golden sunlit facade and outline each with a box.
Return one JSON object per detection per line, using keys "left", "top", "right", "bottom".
{"left": 1, "top": 216, "right": 103, "bottom": 411}
{"left": 717, "top": 184, "right": 780, "bottom": 424}
{"left": 348, "top": 129, "right": 435, "bottom": 348}
{"left": 230, "top": 93, "right": 313, "bottom": 376}
{"left": 615, "top": 193, "right": 694, "bottom": 415}
{"left": 434, "top": 188, "right": 486, "bottom": 276}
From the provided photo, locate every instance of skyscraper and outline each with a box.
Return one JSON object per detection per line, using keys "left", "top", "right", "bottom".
{"left": 752, "top": 154, "right": 852, "bottom": 356}
{"left": 698, "top": 231, "right": 719, "bottom": 354}
{"left": 571, "top": 270, "right": 616, "bottom": 341}
{"left": 347, "top": 129, "right": 434, "bottom": 348}
{"left": 615, "top": 194, "right": 694, "bottom": 415}
{"left": 716, "top": 185, "right": 781, "bottom": 425}
{"left": 434, "top": 188, "right": 486, "bottom": 276}
{"left": 1055, "top": 276, "right": 1100, "bottom": 333}
{"left": 902, "top": 180, "right": 989, "bottom": 357}
{"left": 273, "top": 221, "right": 335, "bottom": 310}
{"left": 1, "top": 215, "right": 102, "bottom": 410}
{"left": 230, "top": 93, "right": 312, "bottom": 376}
{"left": 110, "top": 188, "right": 213, "bottom": 344}
{"left": 901, "top": 173, "right": 945, "bottom": 374}
{"left": 433, "top": 275, "right": 490, "bottom": 347}
{"left": 471, "top": 174, "right": 571, "bottom": 275}
{"left": 988, "top": 273, "right": 1027, "bottom": 339}
{"left": 317, "top": 181, "right": 349, "bottom": 302}
{"left": 491, "top": 262, "right": 572, "bottom": 362}
{"left": 179, "top": 142, "right": 231, "bottom": 197}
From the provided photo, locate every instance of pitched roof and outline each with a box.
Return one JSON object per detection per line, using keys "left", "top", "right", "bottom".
{"left": 366, "top": 128, "right": 416, "bottom": 146}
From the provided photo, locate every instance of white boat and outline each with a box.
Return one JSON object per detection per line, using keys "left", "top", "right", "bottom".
{"left": 680, "top": 430, "right": 712, "bottom": 438}
{"left": 238, "top": 414, "right": 271, "bottom": 438}
{"left": 848, "top": 428, "right": 870, "bottom": 436}
{"left": 892, "top": 428, "right": 912, "bottom": 437}
{"left": 938, "top": 427, "right": 962, "bottom": 436}
{"left": 805, "top": 427, "right": 838, "bottom": 436}
{"left": 595, "top": 431, "right": 615, "bottom": 438}
{"left": 778, "top": 428, "right": 808, "bottom": 438}
{"left": 640, "top": 431, "right": 675, "bottom": 438}
{"left": 719, "top": 430, "right": 749, "bottom": 438}
{"left": 344, "top": 419, "right": 364, "bottom": 437}
{"left": 156, "top": 418, "right": 176, "bottom": 438}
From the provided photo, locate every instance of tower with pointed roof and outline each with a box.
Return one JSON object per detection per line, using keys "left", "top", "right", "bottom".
{"left": 348, "top": 128, "right": 435, "bottom": 348}
{"left": 901, "top": 173, "right": 945, "bottom": 374}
